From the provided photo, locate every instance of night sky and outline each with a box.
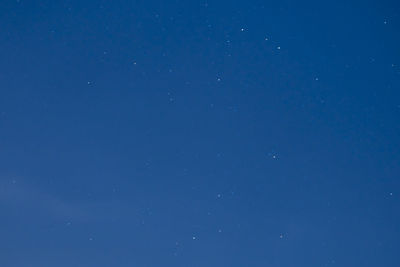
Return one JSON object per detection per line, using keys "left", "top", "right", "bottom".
{"left": 1, "top": 1, "right": 400, "bottom": 266}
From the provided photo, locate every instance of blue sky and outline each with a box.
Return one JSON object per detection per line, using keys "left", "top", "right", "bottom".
{"left": 1, "top": 0, "right": 400, "bottom": 266}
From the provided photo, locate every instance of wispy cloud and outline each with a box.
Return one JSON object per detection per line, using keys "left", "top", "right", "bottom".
{"left": 0, "top": 178, "right": 92, "bottom": 223}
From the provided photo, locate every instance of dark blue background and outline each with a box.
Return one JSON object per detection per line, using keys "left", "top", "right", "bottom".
{"left": 1, "top": 0, "right": 399, "bottom": 266}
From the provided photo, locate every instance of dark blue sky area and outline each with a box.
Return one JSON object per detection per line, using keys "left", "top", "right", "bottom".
{"left": 1, "top": 1, "right": 400, "bottom": 266}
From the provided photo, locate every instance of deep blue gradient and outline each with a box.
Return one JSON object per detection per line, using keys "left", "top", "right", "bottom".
{"left": 1, "top": 1, "right": 400, "bottom": 266}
